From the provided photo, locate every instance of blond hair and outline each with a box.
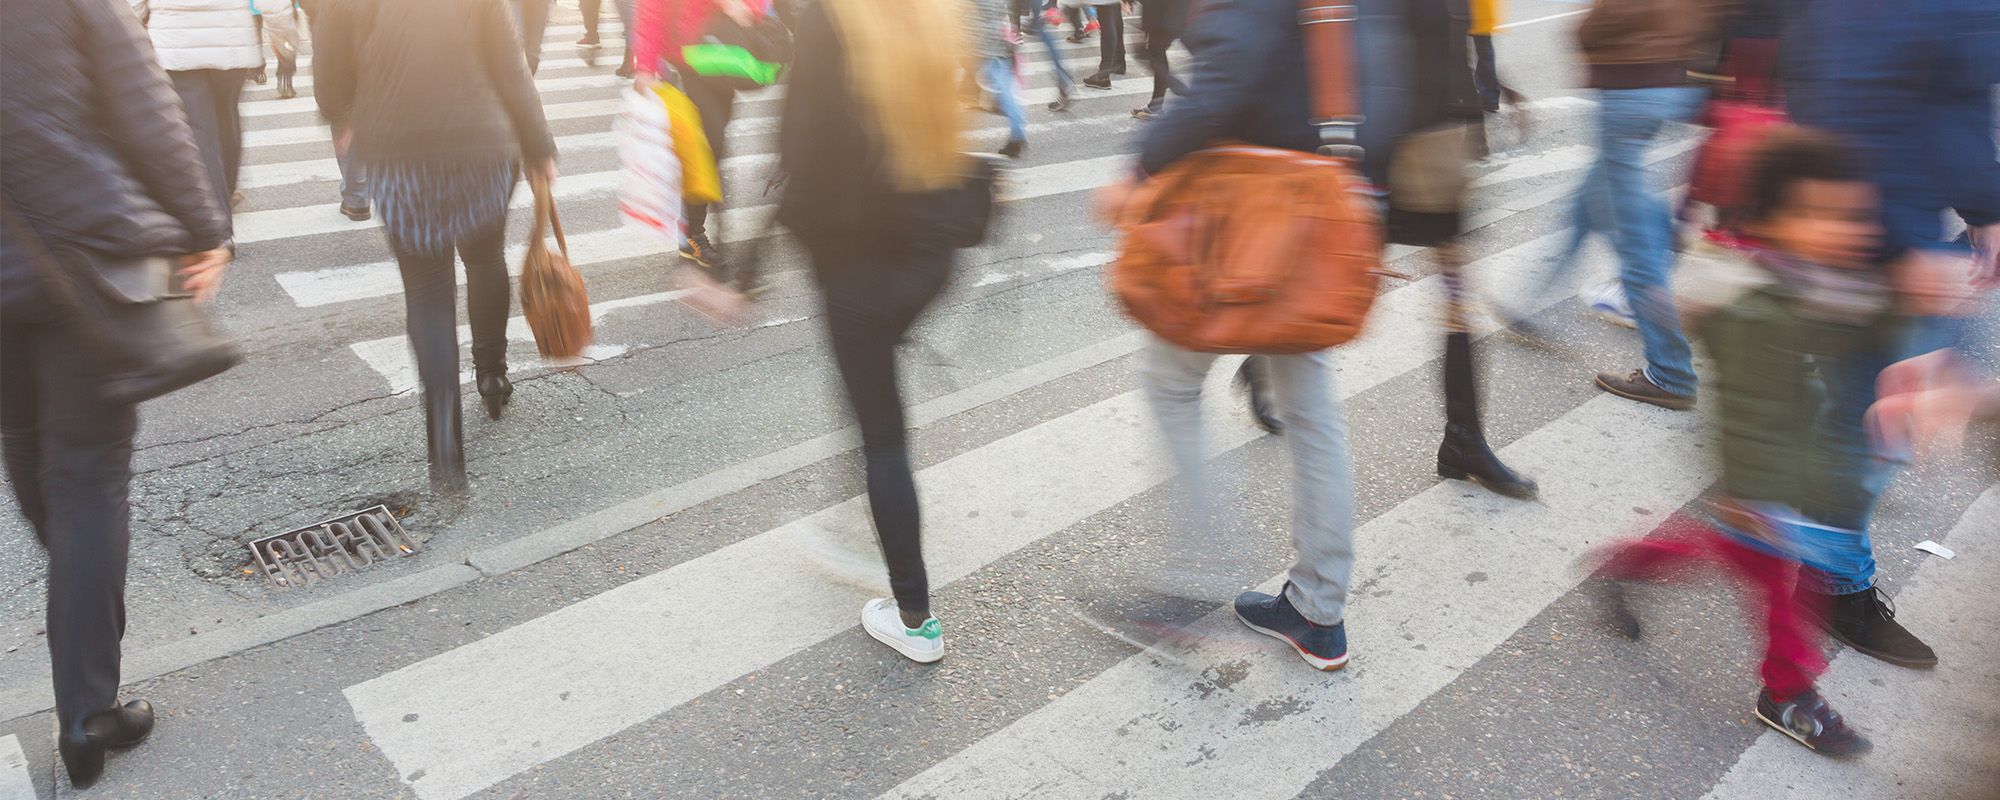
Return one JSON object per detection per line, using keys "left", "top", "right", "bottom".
{"left": 822, "top": 0, "right": 967, "bottom": 192}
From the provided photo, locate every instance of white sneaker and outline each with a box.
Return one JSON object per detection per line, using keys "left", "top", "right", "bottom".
{"left": 1586, "top": 281, "right": 1638, "bottom": 329}
{"left": 862, "top": 598, "right": 944, "bottom": 663}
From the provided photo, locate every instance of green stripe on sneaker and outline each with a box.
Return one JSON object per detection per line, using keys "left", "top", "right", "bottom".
{"left": 913, "top": 619, "right": 941, "bottom": 640}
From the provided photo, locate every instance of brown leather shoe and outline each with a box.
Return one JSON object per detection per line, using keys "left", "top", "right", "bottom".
{"left": 1595, "top": 369, "right": 1695, "bottom": 410}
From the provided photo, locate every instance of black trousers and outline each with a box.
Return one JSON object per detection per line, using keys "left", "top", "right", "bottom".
{"left": 168, "top": 68, "right": 249, "bottom": 211}
{"left": 1, "top": 307, "right": 139, "bottom": 737}
{"left": 684, "top": 76, "right": 737, "bottom": 238}
{"left": 806, "top": 234, "right": 953, "bottom": 618}
{"left": 1093, "top": 3, "right": 1126, "bottom": 76}
{"left": 1140, "top": 0, "right": 1188, "bottom": 104}
{"left": 391, "top": 222, "right": 511, "bottom": 404}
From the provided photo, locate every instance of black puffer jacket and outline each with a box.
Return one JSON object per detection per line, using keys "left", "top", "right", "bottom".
{"left": 0, "top": 0, "right": 230, "bottom": 314}
{"left": 312, "top": 0, "right": 555, "bottom": 167}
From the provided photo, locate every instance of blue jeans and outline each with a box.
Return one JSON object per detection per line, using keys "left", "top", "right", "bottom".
{"left": 984, "top": 57, "right": 1027, "bottom": 142}
{"left": 1025, "top": 8, "right": 1076, "bottom": 95}
{"left": 1592, "top": 87, "right": 1706, "bottom": 397}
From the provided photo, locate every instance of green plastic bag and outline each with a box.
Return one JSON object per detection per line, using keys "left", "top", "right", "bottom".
{"left": 682, "top": 44, "right": 785, "bottom": 86}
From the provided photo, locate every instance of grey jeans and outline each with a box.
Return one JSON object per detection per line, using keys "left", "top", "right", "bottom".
{"left": 1138, "top": 337, "right": 1357, "bottom": 626}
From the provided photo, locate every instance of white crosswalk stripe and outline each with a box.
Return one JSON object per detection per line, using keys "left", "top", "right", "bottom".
{"left": 0, "top": 735, "right": 30, "bottom": 800}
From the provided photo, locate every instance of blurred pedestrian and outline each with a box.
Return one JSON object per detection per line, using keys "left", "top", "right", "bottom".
{"left": 1094, "top": 0, "right": 1362, "bottom": 672}
{"left": 295, "top": 0, "right": 373, "bottom": 220}
{"left": 1130, "top": 0, "right": 1188, "bottom": 119}
{"left": 1572, "top": 0, "right": 1734, "bottom": 411}
{"left": 1776, "top": 0, "right": 1999, "bottom": 669}
{"left": 1017, "top": 0, "right": 1078, "bottom": 112}
{"left": 778, "top": 0, "right": 973, "bottom": 664}
{"left": 1, "top": 0, "right": 233, "bottom": 787}
{"left": 1594, "top": 130, "right": 1894, "bottom": 759}
{"left": 578, "top": 0, "right": 638, "bottom": 76}
{"left": 513, "top": 0, "right": 551, "bottom": 74}
{"left": 315, "top": 0, "right": 557, "bottom": 491}
{"left": 968, "top": 0, "right": 1029, "bottom": 157}
{"left": 677, "top": 0, "right": 792, "bottom": 281}
{"left": 146, "top": 0, "right": 295, "bottom": 212}
{"left": 1079, "top": 0, "right": 1126, "bottom": 89}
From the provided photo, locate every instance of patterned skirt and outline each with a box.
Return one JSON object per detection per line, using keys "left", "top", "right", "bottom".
{"left": 371, "top": 157, "right": 518, "bottom": 258}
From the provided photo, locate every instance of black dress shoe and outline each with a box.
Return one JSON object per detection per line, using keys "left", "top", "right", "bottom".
{"left": 1803, "top": 586, "right": 1938, "bottom": 668}
{"left": 340, "top": 204, "right": 372, "bottom": 221}
{"left": 59, "top": 700, "right": 155, "bottom": 789}
{"left": 477, "top": 370, "right": 513, "bottom": 420}
{"left": 1082, "top": 73, "right": 1113, "bottom": 90}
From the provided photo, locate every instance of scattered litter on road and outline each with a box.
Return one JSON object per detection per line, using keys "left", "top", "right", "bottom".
{"left": 1914, "top": 540, "right": 1955, "bottom": 560}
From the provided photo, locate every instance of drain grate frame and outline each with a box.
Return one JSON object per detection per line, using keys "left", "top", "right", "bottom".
{"left": 248, "top": 505, "right": 418, "bottom": 589}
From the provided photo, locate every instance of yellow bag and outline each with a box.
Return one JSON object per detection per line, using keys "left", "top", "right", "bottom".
{"left": 653, "top": 83, "right": 721, "bottom": 205}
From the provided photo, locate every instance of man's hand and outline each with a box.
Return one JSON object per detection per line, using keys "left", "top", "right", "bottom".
{"left": 1870, "top": 349, "right": 1998, "bottom": 461}
{"left": 537, "top": 157, "right": 559, "bottom": 188}
{"left": 176, "top": 247, "right": 232, "bottom": 303}
{"left": 1093, "top": 177, "right": 1141, "bottom": 226}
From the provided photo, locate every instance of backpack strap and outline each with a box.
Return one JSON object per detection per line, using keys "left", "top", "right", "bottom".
{"left": 1298, "top": 2, "right": 1364, "bottom": 160}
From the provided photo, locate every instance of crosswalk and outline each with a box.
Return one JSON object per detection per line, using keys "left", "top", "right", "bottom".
{"left": 19, "top": 8, "right": 1985, "bottom": 799}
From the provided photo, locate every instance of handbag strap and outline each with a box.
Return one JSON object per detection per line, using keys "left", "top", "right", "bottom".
{"left": 528, "top": 171, "right": 569, "bottom": 260}
{"left": 1297, "top": 1, "right": 1363, "bottom": 160}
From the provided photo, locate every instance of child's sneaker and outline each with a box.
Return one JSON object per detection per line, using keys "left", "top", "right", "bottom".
{"left": 862, "top": 598, "right": 943, "bottom": 663}
{"left": 1586, "top": 281, "right": 1638, "bottom": 329}
{"left": 1756, "top": 689, "right": 1872, "bottom": 759}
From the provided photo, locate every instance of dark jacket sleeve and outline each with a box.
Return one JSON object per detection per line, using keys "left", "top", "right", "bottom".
{"left": 479, "top": 0, "right": 556, "bottom": 162}
{"left": 82, "top": 0, "right": 230, "bottom": 250}
{"left": 1139, "top": 0, "right": 1279, "bottom": 174}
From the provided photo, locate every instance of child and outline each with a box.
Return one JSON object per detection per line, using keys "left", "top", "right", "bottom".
{"left": 1592, "top": 128, "right": 1898, "bottom": 759}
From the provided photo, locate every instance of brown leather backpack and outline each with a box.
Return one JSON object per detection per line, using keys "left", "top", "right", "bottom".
{"left": 1111, "top": 1, "right": 1383, "bottom": 354}
{"left": 521, "top": 172, "right": 594, "bottom": 358}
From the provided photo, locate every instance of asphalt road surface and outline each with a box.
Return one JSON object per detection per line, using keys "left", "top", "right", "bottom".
{"left": 3, "top": 2, "right": 1997, "bottom": 799}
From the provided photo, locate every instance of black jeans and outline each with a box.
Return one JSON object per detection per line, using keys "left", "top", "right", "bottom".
{"left": 1139, "top": 0, "right": 1187, "bottom": 105}
{"left": 391, "top": 222, "right": 511, "bottom": 405}
{"left": 684, "top": 77, "right": 736, "bottom": 238}
{"left": 1093, "top": 3, "right": 1126, "bottom": 76}
{"left": 1, "top": 307, "right": 139, "bottom": 737}
{"left": 1472, "top": 35, "right": 1500, "bottom": 111}
{"left": 168, "top": 68, "right": 249, "bottom": 210}
{"left": 807, "top": 235, "right": 953, "bottom": 618}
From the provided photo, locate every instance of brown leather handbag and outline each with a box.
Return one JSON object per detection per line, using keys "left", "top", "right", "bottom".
{"left": 520, "top": 172, "right": 594, "bottom": 358}
{"left": 1111, "top": 1, "right": 1383, "bottom": 355}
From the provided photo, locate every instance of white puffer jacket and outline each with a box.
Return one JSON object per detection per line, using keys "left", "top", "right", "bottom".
{"left": 148, "top": 0, "right": 293, "bottom": 72}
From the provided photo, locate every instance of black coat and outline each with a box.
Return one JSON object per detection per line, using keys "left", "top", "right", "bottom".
{"left": 0, "top": 0, "right": 230, "bottom": 313}
{"left": 312, "top": 0, "right": 555, "bottom": 167}
{"left": 776, "top": 0, "right": 896, "bottom": 244}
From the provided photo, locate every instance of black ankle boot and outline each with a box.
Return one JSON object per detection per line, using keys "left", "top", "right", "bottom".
{"left": 1437, "top": 332, "right": 1536, "bottom": 499}
{"left": 59, "top": 700, "right": 155, "bottom": 789}
{"left": 1805, "top": 586, "right": 1937, "bottom": 668}
{"left": 426, "top": 390, "right": 467, "bottom": 492}
{"left": 1437, "top": 423, "right": 1537, "bottom": 499}
{"left": 477, "top": 370, "right": 512, "bottom": 420}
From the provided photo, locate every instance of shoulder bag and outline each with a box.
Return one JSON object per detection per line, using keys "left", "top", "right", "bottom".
{"left": 0, "top": 193, "right": 241, "bottom": 404}
{"left": 1111, "top": 0, "right": 1384, "bottom": 354}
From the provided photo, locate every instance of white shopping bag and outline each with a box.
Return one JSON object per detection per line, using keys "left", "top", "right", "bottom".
{"left": 616, "top": 86, "right": 685, "bottom": 248}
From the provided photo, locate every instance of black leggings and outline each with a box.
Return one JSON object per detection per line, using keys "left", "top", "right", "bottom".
{"left": 392, "top": 222, "right": 511, "bottom": 404}
{"left": 1140, "top": 0, "right": 1188, "bottom": 104}
{"left": 807, "top": 236, "right": 953, "bottom": 618}
{"left": 684, "top": 77, "right": 736, "bottom": 237}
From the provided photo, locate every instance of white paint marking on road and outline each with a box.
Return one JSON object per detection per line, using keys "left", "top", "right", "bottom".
{"left": 881, "top": 395, "right": 1710, "bottom": 800}
{"left": 1702, "top": 486, "right": 2000, "bottom": 800}
{"left": 239, "top": 72, "right": 635, "bottom": 119}
{"left": 1495, "top": 8, "right": 1591, "bottom": 29}
{"left": 243, "top": 97, "right": 622, "bottom": 148}
{"left": 263, "top": 46, "right": 631, "bottom": 92}
{"left": 347, "top": 289, "right": 689, "bottom": 395}
{"left": 341, "top": 231, "right": 1597, "bottom": 800}
{"left": 0, "top": 734, "right": 31, "bottom": 800}
{"left": 271, "top": 150, "right": 1135, "bottom": 307}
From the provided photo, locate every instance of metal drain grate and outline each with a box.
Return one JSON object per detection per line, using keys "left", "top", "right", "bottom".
{"left": 249, "top": 505, "right": 417, "bottom": 589}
